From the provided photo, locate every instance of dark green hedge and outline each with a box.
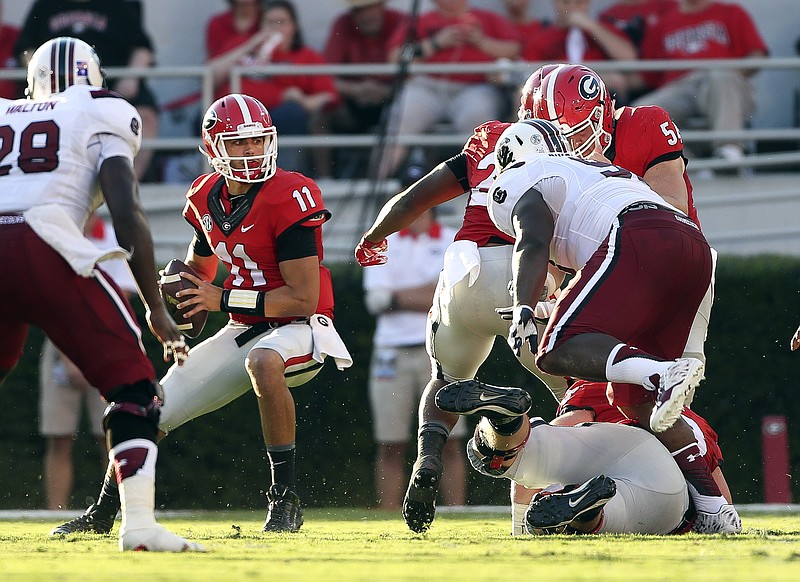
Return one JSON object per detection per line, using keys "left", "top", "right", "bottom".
{"left": 1, "top": 256, "right": 798, "bottom": 509}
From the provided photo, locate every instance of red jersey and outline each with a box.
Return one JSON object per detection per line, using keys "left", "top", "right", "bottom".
{"left": 387, "top": 9, "right": 519, "bottom": 83}
{"left": 511, "top": 20, "right": 548, "bottom": 62}
{"left": 182, "top": 169, "right": 334, "bottom": 325}
{"left": 524, "top": 20, "right": 631, "bottom": 62}
{"left": 639, "top": 1, "right": 768, "bottom": 87}
{"left": 558, "top": 380, "right": 723, "bottom": 471}
{"left": 324, "top": 8, "right": 407, "bottom": 82}
{"left": 456, "top": 120, "right": 515, "bottom": 246}
{"left": 610, "top": 105, "right": 699, "bottom": 226}
{"left": 205, "top": 10, "right": 261, "bottom": 60}
{"left": 0, "top": 24, "right": 20, "bottom": 99}
{"left": 220, "top": 47, "right": 339, "bottom": 108}
{"left": 599, "top": 0, "right": 677, "bottom": 46}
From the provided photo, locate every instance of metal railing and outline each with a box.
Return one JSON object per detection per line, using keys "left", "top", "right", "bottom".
{"left": 1, "top": 57, "right": 798, "bottom": 173}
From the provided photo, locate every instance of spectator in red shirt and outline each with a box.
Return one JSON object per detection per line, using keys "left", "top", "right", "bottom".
{"left": 500, "top": 0, "right": 547, "bottom": 62}
{"left": 379, "top": 0, "right": 521, "bottom": 179}
{"left": 323, "top": 0, "right": 407, "bottom": 178}
{"left": 598, "top": 0, "right": 678, "bottom": 102}
{"left": 206, "top": 0, "right": 266, "bottom": 91}
{"left": 0, "top": 0, "right": 21, "bottom": 100}
{"left": 524, "top": 0, "right": 637, "bottom": 100}
{"left": 599, "top": 0, "right": 678, "bottom": 49}
{"left": 207, "top": 0, "right": 339, "bottom": 176}
{"left": 632, "top": 0, "right": 768, "bottom": 163}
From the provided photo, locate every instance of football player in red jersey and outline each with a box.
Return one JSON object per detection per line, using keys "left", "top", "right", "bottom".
{"left": 356, "top": 79, "right": 569, "bottom": 533}
{"left": 52, "top": 93, "right": 352, "bottom": 536}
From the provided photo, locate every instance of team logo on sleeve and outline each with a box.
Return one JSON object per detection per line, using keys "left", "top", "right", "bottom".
{"left": 130, "top": 117, "right": 140, "bottom": 136}
{"left": 492, "top": 188, "right": 507, "bottom": 204}
{"left": 578, "top": 75, "right": 600, "bottom": 100}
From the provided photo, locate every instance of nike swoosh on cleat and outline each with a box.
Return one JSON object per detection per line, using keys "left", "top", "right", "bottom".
{"left": 568, "top": 490, "right": 591, "bottom": 508}
{"left": 478, "top": 392, "right": 505, "bottom": 402}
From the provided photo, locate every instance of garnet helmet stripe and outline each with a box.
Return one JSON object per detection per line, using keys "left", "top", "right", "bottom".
{"left": 526, "top": 118, "right": 569, "bottom": 154}
{"left": 49, "top": 40, "right": 58, "bottom": 95}
{"left": 66, "top": 38, "right": 75, "bottom": 88}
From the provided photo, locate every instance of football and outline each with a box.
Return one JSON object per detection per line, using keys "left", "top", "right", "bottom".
{"left": 159, "top": 259, "right": 207, "bottom": 338}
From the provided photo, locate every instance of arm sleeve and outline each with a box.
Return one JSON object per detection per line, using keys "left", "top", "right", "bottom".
{"left": 189, "top": 227, "right": 214, "bottom": 257}
{"left": 276, "top": 223, "right": 320, "bottom": 263}
{"left": 444, "top": 152, "right": 470, "bottom": 191}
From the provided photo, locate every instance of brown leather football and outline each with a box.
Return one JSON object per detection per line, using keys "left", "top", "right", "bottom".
{"left": 159, "top": 259, "right": 208, "bottom": 338}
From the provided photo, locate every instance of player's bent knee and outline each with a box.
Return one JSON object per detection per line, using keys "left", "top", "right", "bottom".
{"left": 103, "top": 379, "right": 161, "bottom": 446}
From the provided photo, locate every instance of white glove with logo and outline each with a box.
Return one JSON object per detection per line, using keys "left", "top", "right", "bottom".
{"left": 496, "top": 304, "right": 538, "bottom": 358}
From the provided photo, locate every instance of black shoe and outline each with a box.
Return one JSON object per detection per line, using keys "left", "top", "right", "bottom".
{"left": 263, "top": 484, "right": 303, "bottom": 532}
{"left": 49, "top": 503, "right": 117, "bottom": 536}
{"left": 435, "top": 380, "right": 532, "bottom": 420}
{"left": 525, "top": 475, "right": 616, "bottom": 534}
{"left": 402, "top": 455, "right": 443, "bottom": 533}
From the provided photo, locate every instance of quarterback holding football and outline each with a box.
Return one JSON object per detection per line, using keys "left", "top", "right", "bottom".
{"left": 53, "top": 93, "right": 351, "bottom": 537}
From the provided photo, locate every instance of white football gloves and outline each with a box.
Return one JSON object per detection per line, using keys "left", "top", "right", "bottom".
{"left": 496, "top": 304, "right": 538, "bottom": 358}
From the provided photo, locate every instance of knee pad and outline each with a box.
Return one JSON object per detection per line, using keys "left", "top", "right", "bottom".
{"left": 102, "top": 380, "right": 161, "bottom": 444}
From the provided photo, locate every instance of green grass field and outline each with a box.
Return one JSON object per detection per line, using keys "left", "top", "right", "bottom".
{"left": 1, "top": 509, "right": 799, "bottom": 581}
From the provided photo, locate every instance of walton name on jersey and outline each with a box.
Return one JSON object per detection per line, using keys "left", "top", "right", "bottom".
{"left": 5, "top": 101, "right": 57, "bottom": 114}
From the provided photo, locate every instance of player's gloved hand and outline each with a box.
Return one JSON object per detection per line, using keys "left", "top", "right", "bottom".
{"left": 496, "top": 305, "right": 538, "bottom": 358}
{"left": 355, "top": 236, "right": 388, "bottom": 267}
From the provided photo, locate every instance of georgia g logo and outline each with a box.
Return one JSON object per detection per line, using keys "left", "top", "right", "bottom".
{"left": 578, "top": 74, "right": 600, "bottom": 100}
{"left": 203, "top": 109, "right": 219, "bottom": 132}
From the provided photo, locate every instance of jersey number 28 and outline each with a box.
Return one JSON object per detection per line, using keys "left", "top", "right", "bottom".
{"left": 0, "top": 120, "right": 60, "bottom": 176}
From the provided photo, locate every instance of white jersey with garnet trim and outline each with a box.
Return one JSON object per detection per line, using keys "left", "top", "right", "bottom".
{"left": 488, "top": 155, "right": 670, "bottom": 272}
{"left": 0, "top": 85, "right": 142, "bottom": 224}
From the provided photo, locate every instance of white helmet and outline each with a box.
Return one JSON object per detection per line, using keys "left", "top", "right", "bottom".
{"left": 494, "top": 119, "right": 572, "bottom": 174}
{"left": 26, "top": 37, "right": 106, "bottom": 99}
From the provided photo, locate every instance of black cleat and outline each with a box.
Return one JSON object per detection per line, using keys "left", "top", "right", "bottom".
{"left": 263, "top": 484, "right": 304, "bottom": 532}
{"left": 49, "top": 503, "right": 117, "bottom": 536}
{"left": 402, "top": 455, "right": 443, "bottom": 533}
{"left": 435, "top": 380, "right": 532, "bottom": 420}
{"left": 525, "top": 475, "right": 616, "bottom": 534}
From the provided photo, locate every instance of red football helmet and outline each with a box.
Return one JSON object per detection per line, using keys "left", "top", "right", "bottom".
{"left": 201, "top": 94, "right": 277, "bottom": 182}
{"left": 522, "top": 64, "right": 615, "bottom": 158}
{"left": 517, "top": 63, "right": 562, "bottom": 121}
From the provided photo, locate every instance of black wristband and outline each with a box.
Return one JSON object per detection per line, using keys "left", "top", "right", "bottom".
{"left": 220, "top": 289, "right": 266, "bottom": 316}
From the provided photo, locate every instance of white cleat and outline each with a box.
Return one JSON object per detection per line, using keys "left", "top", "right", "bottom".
{"left": 693, "top": 504, "right": 742, "bottom": 534}
{"left": 650, "top": 358, "right": 705, "bottom": 433}
{"left": 120, "top": 524, "right": 206, "bottom": 552}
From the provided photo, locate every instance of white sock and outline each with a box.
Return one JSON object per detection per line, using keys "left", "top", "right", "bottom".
{"left": 511, "top": 502, "right": 530, "bottom": 536}
{"left": 605, "top": 344, "right": 673, "bottom": 388}
{"left": 111, "top": 439, "right": 159, "bottom": 534}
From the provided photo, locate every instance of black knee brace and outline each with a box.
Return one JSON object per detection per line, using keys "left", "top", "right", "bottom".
{"left": 102, "top": 380, "right": 161, "bottom": 445}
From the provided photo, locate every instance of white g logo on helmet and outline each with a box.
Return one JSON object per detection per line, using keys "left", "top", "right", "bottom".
{"left": 578, "top": 75, "right": 600, "bottom": 100}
